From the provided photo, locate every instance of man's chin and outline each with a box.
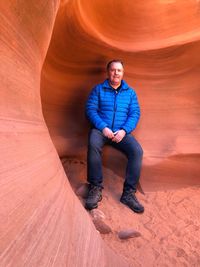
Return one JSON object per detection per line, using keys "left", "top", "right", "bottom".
{"left": 111, "top": 79, "right": 121, "bottom": 84}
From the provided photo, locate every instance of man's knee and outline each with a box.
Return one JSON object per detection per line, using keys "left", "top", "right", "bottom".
{"left": 127, "top": 136, "right": 143, "bottom": 157}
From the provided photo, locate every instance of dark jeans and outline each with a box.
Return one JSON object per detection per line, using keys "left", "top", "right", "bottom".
{"left": 87, "top": 128, "right": 143, "bottom": 192}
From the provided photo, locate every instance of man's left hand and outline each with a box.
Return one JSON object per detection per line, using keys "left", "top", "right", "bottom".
{"left": 112, "top": 129, "right": 126, "bottom": 143}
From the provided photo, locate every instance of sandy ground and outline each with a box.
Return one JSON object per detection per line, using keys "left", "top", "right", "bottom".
{"left": 62, "top": 159, "right": 200, "bottom": 267}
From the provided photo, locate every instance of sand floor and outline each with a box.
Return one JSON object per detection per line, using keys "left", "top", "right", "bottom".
{"left": 62, "top": 159, "right": 200, "bottom": 267}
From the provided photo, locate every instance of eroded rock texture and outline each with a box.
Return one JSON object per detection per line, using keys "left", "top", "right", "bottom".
{"left": 0, "top": 1, "right": 127, "bottom": 266}
{"left": 1, "top": 0, "right": 200, "bottom": 266}
{"left": 41, "top": 0, "right": 200, "bottom": 188}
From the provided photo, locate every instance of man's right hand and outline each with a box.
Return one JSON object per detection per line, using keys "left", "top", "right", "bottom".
{"left": 102, "top": 127, "right": 114, "bottom": 139}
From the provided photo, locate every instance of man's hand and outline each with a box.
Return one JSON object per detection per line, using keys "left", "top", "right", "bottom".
{"left": 102, "top": 127, "right": 114, "bottom": 139}
{"left": 112, "top": 129, "right": 126, "bottom": 143}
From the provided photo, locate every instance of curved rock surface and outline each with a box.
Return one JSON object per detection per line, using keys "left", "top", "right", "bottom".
{"left": 1, "top": 0, "right": 200, "bottom": 266}
{"left": 0, "top": 1, "right": 127, "bottom": 266}
{"left": 41, "top": 0, "right": 200, "bottom": 187}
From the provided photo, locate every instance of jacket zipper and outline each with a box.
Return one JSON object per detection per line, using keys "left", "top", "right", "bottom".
{"left": 111, "top": 90, "right": 118, "bottom": 130}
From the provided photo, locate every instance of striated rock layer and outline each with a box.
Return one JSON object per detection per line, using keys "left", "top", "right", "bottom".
{"left": 41, "top": 0, "right": 200, "bottom": 188}
{"left": 0, "top": 1, "right": 128, "bottom": 266}
{"left": 1, "top": 0, "right": 200, "bottom": 266}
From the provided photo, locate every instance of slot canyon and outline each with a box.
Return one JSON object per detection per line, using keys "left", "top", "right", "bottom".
{"left": 0, "top": 0, "right": 200, "bottom": 266}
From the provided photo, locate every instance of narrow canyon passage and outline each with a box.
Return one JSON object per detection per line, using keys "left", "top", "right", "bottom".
{"left": 0, "top": 0, "right": 200, "bottom": 266}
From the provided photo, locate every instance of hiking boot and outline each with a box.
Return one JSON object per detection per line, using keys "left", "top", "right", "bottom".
{"left": 85, "top": 184, "right": 102, "bottom": 210}
{"left": 120, "top": 191, "right": 144, "bottom": 213}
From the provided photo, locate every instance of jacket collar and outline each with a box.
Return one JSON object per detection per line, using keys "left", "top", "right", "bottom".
{"left": 102, "top": 79, "right": 129, "bottom": 90}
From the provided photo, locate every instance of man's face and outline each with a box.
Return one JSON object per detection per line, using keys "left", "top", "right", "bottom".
{"left": 107, "top": 62, "right": 124, "bottom": 86}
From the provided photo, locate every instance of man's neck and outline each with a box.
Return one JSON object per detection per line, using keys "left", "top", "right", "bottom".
{"left": 109, "top": 81, "right": 121, "bottom": 90}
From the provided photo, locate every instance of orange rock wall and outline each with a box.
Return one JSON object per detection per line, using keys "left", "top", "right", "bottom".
{"left": 0, "top": 1, "right": 127, "bottom": 266}
{"left": 1, "top": 0, "right": 200, "bottom": 265}
{"left": 41, "top": 0, "right": 200, "bottom": 170}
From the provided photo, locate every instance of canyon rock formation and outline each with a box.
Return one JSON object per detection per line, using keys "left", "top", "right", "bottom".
{"left": 41, "top": 0, "right": 200, "bottom": 189}
{"left": 0, "top": 1, "right": 128, "bottom": 266}
{"left": 0, "top": 0, "right": 200, "bottom": 266}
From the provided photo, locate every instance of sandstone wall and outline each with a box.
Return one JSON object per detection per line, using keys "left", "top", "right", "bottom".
{"left": 41, "top": 0, "right": 200, "bottom": 186}
{"left": 0, "top": 1, "right": 128, "bottom": 266}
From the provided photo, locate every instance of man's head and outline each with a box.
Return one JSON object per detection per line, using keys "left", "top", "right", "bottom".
{"left": 106, "top": 60, "right": 124, "bottom": 88}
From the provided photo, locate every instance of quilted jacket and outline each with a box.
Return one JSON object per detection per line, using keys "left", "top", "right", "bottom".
{"left": 86, "top": 79, "right": 140, "bottom": 134}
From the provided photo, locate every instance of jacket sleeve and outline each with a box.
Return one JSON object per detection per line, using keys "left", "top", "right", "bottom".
{"left": 85, "top": 86, "right": 107, "bottom": 131}
{"left": 121, "top": 90, "right": 140, "bottom": 134}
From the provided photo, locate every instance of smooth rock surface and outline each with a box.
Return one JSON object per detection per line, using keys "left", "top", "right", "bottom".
{"left": 0, "top": 1, "right": 128, "bottom": 266}
{"left": 1, "top": 1, "right": 200, "bottom": 266}
{"left": 41, "top": 0, "right": 200, "bottom": 189}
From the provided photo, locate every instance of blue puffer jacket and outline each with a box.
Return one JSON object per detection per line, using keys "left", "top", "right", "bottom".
{"left": 86, "top": 79, "right": 140, "bottom": 134}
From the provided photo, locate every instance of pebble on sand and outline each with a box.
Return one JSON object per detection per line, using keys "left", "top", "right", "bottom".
{"left": 90, "top": 209, "right": 106, "bottom": 220}
{"left": 118, "top": 229, "right": 141, "bottom": 240}
{"left": 92, "top": 218, "right": 112, "bottom": 234}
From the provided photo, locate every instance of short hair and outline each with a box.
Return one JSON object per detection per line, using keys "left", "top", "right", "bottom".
{"left": 106, "top": 59, "right": 124, "bottom": 71}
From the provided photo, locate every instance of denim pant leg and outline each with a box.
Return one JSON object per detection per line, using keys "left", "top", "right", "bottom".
{"left": 111, "top": 134, "right": 143, "bottom": 192}
{"left": 87, "top": 128, "right": 107, "bottom": 187}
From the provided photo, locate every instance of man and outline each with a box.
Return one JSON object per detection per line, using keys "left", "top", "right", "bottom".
{"left": 85, "top": 59, "right": 144, "bottom": 213}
